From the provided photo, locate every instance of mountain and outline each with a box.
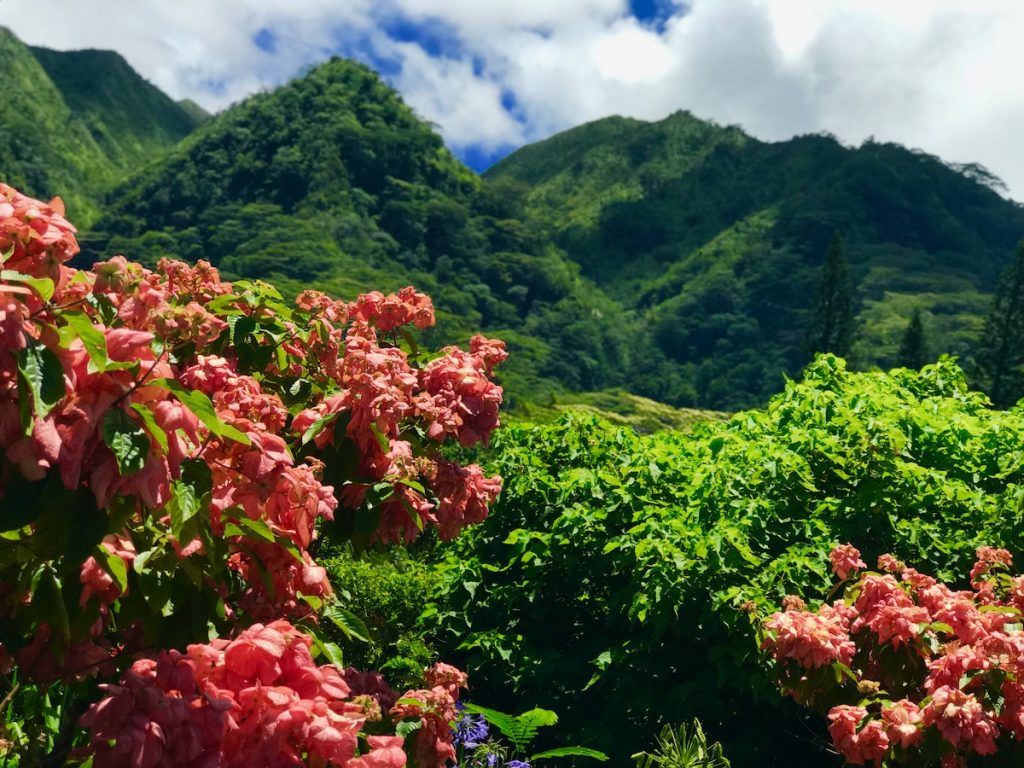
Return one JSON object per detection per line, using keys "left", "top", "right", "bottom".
{"left": 87, "top": 57, "right": 635, "bottom": 402}
{"left": 487, "top": 112, "right": 1024, "bottom": 408}
{"left": 176, "top": 99, "right": 212, "bottom": 125}
{"left": 0, "top": 27, "right": 203, "bottom": 225}
{"left": 3, "top": 22, "right": 1022, "bottom": 411}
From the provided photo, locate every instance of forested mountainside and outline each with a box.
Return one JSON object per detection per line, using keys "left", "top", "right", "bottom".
{"left": 85, "top": 56, "right": 636, "bottom": 403}
{"left": 487, "top": 112, "right": 1024, "bottom": 407}
{"left": 4, "top": 25, "right": 1023, "bottom": 410}
{"left": 0, "top": 27, "right": 202, "bottom": 226}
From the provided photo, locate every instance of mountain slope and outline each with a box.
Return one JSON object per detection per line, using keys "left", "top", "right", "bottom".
{"left": 30, "top": 45, "right": 204, "bottom": 168}
{"left": 0, "top": 27, "right": 202, "bottom": 226}
{"left": 488, "top": 114, "right": 1024, "bottom": 408}
{"left": 89, "top": 57, "right": 637, "bottom": 400}
{"left": 5, "top": 21, "right": 1021, "bottom": 411}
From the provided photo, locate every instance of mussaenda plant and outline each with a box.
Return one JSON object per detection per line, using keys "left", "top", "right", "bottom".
{"left": 0, "top": 180, "right": 506, "bottom": 766}
{"left": 762, "top": 543, "right": 1024, "bottom": 767}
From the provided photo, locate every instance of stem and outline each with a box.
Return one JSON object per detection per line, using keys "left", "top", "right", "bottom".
{"left": 110, "top": 349, "right": 167, "bottom": 410}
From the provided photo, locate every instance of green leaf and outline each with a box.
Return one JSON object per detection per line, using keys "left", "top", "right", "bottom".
{"left": 129, "top": 403, "right": 169, "bottom": 453}
{"left": 463, "top": 704, "right": 558, "bottom": 751}
{"left": 167, "top": 480, "right": 201, "bottom": 541}
{"left": 396, "top": 719, "right": 423, "bottom": 739}
{"left": 31, "top": 566, "right": 69, "bottom": 642}
{"left": 102, "top": 408, "right": 150, "bottom": 475}
{"left": 93, "top": 544, "right": 129, "bottom": 594}
{"left": 62, "top": 312, "right": 110, "bottom": 371}
{"left": 302, "top": 412, "right": 339, "bottom": 446}
{"left": 16, "top": 337, "right": 65, "bottom": 423}
{"left": 223, "top": 515, "right": 302, "bottom": 562}
{"left": 530, "top": 747, "right": 609, "bottom": 762}
{"left": 1, "top": 270, "right": 54, "bottom": 301}
{"left": 152, "top": 379, "right": 251, "bottom": 445}
{"left": 324, "top": 603, "right": 371, "bottom": 643}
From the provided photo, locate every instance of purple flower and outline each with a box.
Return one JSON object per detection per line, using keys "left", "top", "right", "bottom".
{"left": 506, "top": 762, "right": 531, "bottom": 768}
{"left": 452, "top": 702, "right": 489, "bottom": 749}
{"left": 486, "top": 753, "right": 499, "bottom": 767}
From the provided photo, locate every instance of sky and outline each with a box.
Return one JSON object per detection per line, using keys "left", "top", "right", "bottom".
{"left": 5, "top": 0, "right": 1024, "bottom": 200}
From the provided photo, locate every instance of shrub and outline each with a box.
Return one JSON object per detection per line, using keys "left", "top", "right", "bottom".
{"left": 632, "top": 722, "right": 730, "bottom": 768}
{"left": 320, "top": 546, "right": 441, "bottom": 686}
{"left": 764, "top": 544, "right": 1024, "bottom": 766}
{"left": 428, "top": 356, "right": 1024, "bottom": 766}
{"left": 0, "top": 181, "right": 505, "bottom": 766}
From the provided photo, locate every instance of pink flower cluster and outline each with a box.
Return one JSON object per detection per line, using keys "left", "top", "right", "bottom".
{"left": 292, "top": 309, "right": 505, "bottom": 544}
{"left": 0, "top": 181, "right": 500, "bottom": 765}
{"left": 765, "top": 544, "right": 1024, "bottom": 766}
{"left": 80, "top": 620, "right": 463, "bottom": 768}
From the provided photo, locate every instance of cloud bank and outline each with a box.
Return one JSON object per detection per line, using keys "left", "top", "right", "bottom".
{"left": 4, "top": 0, "right": 1024, "bottom": 199}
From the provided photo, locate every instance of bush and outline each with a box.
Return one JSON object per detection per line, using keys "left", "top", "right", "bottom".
{"left": 0, "top": 182, "right": 506, "bottom": 766}
{"left": 427, "top": 355, "right": 1024, "bottom": 767}
{"left": 764, "top": 544, "right": 1024, "bottom": 766}
{"left": 320, "top": 546, "right": 441, "bottom": 687}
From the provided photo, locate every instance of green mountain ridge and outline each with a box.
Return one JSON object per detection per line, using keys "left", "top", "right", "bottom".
{"left": 0, "top": 27, "right": 204, "bottom": 226}
{"left": 2, "top": 26, "right": 1022, "bottom": 411}
{"left": 86, "top": 56, "right": 635, "bottom": 404}
{"left": 488, "top": 112, "right": 1024, "bottom": 406}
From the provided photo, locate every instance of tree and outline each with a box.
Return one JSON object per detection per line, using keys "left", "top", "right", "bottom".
{"left": 977, "top": 240, "right": 1024, "bottom": 408}
{"left": 897, "top": 308, "right": 927, "bottom": 369}
{"left": 805, "top": 232, "right": 853, "bottom": 357}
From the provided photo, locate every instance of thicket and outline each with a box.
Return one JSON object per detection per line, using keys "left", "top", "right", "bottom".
{"left": 428, "top": 356, "right": 1024, "bottom": 767}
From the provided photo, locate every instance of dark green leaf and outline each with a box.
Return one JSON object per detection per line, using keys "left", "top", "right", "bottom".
{"left": 102, "top": 408, "right": 150, "bottom": 475}
{"left": 324, "top": 603, "right": 371, "bottom": 643}
{"left": 130, "top": 403, "right": 169, "bottom": 453}
{"left": 16, "top": 337, "right": 65, "bottom": 422}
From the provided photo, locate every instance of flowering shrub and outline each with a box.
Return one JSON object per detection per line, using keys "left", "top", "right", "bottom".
{"left": 0, "top": 182, "right": 505, "bottom": 764}
{"left": 763, "top": 544, "right": 1024, "bottom": 767}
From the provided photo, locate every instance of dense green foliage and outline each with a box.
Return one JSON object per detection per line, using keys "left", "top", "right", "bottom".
{"left": 0, "top": 27, "right": 200, "bottom": 225}
{"left": 319, "top": 546, "right": 440, "bottom": 687}
{"left": 977, "top": 240, "right": 1024, "bottom": 407}
{"left": 488, "top": 114, "right": 1024, "bottom": 408}
{"left": 427, "top": 357, "right": 1024, "bottom": 767}
{"left": 898, "top": 307, "right": 928, "bottom": 369}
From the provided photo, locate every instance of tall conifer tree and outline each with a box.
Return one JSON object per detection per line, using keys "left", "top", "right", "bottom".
{"left": 806, "top": 232, "right": 853, "bottom": 357}
{"left": 977, "top": 240, "right": 1024, "bottom": 408}
{"left": 898, "top": 308, "right": 927, "bottom": 369}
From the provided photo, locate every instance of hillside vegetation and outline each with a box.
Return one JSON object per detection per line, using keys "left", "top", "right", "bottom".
{"left": 87, "top": 57, "right": 639, "bottom": 402}
{"left": 0, "top": 27, "right": 201, "bottom": 225}
{"left": 488, "top": 113, "right": 1024, "bottom": 408}
{"left": 3, "top": 27, "right": 1024, "bottom": 411}
{"left": 428, "top": 356, "right": 1024, "bottom": 766}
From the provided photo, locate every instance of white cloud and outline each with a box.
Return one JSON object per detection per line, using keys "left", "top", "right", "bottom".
{"left": 391, "top": 44, "right": 526, "bottom": 149}
{"left": 4, "top": 0, "right": 1024, "bottom": 199}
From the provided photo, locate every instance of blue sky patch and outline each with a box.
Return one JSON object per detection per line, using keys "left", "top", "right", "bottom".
{"left": 252, "top": 27, "right": 278, "bottom": 54}
{"left": 629, "top": 0, "right": 678, "bottom": 31}
{"left": 379, "top": 14, "right": 464, "bottom": 59}
{"left": 457, "top": 143, "right": 518, "bottom": 174}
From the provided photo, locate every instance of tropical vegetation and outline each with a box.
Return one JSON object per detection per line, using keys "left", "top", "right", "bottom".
{"left": 3, "top": 24, "right": 1024, "bottom": 768}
